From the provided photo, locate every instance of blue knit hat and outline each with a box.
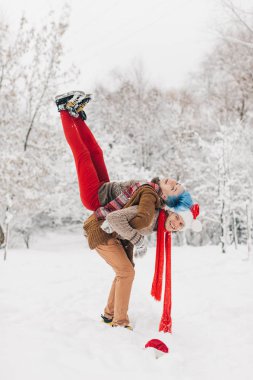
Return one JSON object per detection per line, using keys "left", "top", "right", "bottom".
{"left": 165, "top": 191, "right": 193, "bottom": 212}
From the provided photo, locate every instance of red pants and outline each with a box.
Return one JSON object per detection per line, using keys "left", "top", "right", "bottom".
{"left": 60, "top": 111, "right": 110, "bottom": 211}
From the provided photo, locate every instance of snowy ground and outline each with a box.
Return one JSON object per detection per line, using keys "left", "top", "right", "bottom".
{"left": 0, "top": 231, "right": 253, "bottom": 380}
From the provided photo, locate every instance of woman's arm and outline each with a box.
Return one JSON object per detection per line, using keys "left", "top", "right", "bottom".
{"left": 106, "top": 206, "right": 144, "bottom": 245}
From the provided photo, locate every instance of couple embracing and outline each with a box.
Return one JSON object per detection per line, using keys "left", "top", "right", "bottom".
{"left": 55, "top": 90, "right": 202, "bottom": 332}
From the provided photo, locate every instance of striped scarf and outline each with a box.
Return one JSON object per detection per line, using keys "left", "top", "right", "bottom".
{"left": 95, "top": 181, "right": 160, "bottom": 220}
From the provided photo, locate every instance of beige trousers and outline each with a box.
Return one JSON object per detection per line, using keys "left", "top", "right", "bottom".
{"left": 96, "top": 238, "right": 135, "bottom": 326}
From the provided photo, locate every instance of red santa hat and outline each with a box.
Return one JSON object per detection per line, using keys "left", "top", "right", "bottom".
{"left": 145, "top": 339, "right": 169, "bottom": 358}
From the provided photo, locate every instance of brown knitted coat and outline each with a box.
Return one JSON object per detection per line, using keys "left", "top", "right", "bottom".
{"left": 83, "top": 185, "right": 161, "bottom": 250}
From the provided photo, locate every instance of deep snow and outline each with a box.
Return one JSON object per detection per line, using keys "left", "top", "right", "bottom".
{"left": 0, "top": 231, "right": 253, "bottom": 380}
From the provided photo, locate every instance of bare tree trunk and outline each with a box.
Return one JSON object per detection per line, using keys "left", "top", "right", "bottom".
{"left": 3, "top": 197, "right": 13, "bottom": 260}
{"left": 24, "top": 52, "right": 56, "bottom": 151}
{"left": 24, "top": 232, "right": 30, "bottom": 249}
{"left": 232, "top": 210, "right": 238, "bottom": 250}
{"left": 0, "top": 224, "right": 4, "bottom": 247}
{"left": 220, "top": 199, "right": 227, "bottom": 254}
{"left": 4, "top": 223, "right": 9, "bottom": 261}
{"left": 246, "top": 201, "right": 252, "bottom": 259}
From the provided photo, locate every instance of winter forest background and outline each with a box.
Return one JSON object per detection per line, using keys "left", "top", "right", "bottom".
{"left": 0, "top": 1, "right": 253, "bottom": 254}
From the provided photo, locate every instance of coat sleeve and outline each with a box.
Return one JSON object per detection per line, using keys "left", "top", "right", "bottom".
{"left": 106, "top": 206, "right": 144, "bottom": 245}
{"left": 128, "top": 191, "right": 157, "bottom": 230}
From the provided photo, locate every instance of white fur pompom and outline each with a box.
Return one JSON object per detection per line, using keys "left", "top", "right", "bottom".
{"left": 191, "top": 219, "right": 202, "bottom": 232}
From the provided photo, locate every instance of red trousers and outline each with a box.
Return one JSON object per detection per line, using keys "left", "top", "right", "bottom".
{"left": 60, "top": 111, "right": 110, "bottom": 211}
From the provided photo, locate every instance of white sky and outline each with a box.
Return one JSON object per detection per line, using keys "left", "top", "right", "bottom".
{"left": 1, "top": 0, "right": 252, "bottom": 91}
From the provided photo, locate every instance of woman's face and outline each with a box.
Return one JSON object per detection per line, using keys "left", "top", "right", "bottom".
{"left": 165, "top": 211, "right": 185, "bottom": 232}
{"left": 159, "top": 178, "right": 184, "bottom": 199}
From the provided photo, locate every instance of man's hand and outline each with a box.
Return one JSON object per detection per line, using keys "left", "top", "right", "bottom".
{"left": 134, "top": 237, "right": 147, "bottom": 257}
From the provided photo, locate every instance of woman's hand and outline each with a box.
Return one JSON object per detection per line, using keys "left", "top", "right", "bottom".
{"left": 101, "top": 219, "right": 114, "bottom": 234}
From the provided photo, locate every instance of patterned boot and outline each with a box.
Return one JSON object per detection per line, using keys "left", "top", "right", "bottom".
{"left": 55, "top": 90, "right": 85, "bottom": 112}
{"left": 101, "top": 314, "right": 133, "bottom": 330}
{"left": 65, "top": 93, "right": 92, "bottom": 119}
{"left": 55, "top": 91, "right": 92, "bottom": 120}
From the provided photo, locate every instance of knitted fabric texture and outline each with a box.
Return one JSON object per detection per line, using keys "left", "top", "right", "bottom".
{"left": 83, "top": 186, "right": 161, "bottom": 250}
{"left": 95, "top": 181, "right": 160, "bottom": 220}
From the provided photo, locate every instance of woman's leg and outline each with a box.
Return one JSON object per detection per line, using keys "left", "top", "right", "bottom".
{"left": 73, "top": 117, "right": 110, "bottom": 184}
{"left": 96, "top": 239, "right": 135, "bottom": 326}
{"left": 60, "top": 111, "right": 104, "bottom": 210}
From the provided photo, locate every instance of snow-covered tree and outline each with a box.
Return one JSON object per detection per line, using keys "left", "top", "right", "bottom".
{"left": 0, "top": 11, "right": 83, "bottom": 248}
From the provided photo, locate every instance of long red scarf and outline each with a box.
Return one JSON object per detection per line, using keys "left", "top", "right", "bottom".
{"left": 151, "top": 209, "right": 172, "bottom": 333}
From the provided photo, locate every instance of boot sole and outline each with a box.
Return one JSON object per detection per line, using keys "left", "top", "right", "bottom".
{"left": 55, "top": 90, "right": 86, "bottom": 105}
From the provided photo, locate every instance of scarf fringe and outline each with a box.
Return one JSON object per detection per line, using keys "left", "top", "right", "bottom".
{"left": 159, "top": 315, "right": 172, "bottom": 333}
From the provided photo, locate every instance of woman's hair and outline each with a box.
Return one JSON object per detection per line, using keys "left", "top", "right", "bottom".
{"left": 165, "top": 191, "right": 193, "bottom": 211}
{"left": 151, "top": 177, "right": 193, "bottom": 212}
{"left": 151, "top": 177, "right": 165, "bottom": 206}
{"left": 151, "top": 177, "right": 160, "bottom": 185}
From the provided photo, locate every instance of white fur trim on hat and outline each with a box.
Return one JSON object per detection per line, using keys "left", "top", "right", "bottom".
{"left": 177, "top": 209, "right": 202, "bottom": 232}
